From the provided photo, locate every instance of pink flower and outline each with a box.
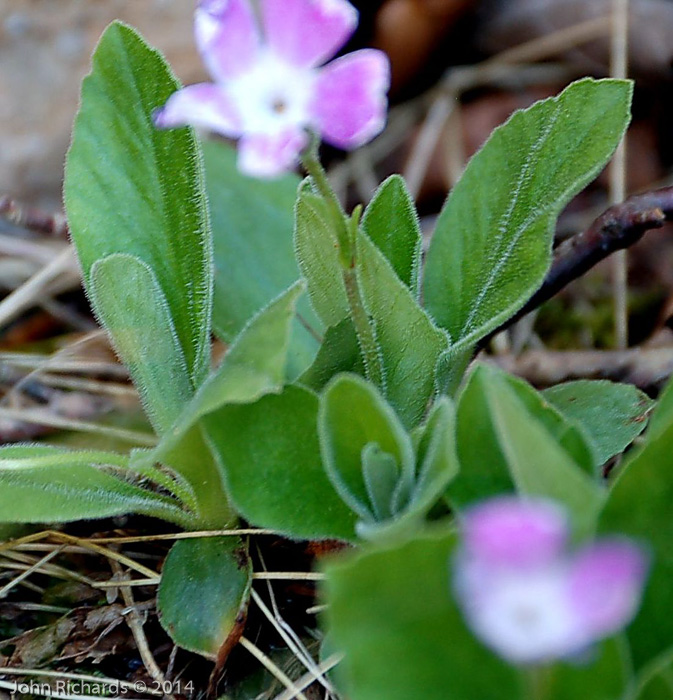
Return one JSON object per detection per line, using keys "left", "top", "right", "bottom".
{"left": 453, "top": 497, "right": 649, "bottom": 665}
{"left": 154, "top": 0, "right": 391, "bottom": 177}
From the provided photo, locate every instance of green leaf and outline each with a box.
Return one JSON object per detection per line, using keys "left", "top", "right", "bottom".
{"left": 155, "top": 283, "right": 304, "bottom": 444}
{"left": 450, "top": 367, "right": 517, "bottom": 506}
{"left": 504, "top": 374, "right": 595, "bottom": 476}
{"left": 435, "top": 344, "right": 475, "bottom": 397}
{"left": 295, "top": 188, "right": 349, "bottom": 327}
{"left": 90, "top": 254, "right": 193, "bottom": 434}
{"left": 145, "top": 284, "right": 306, "bottom": 528}
{"left": 544, "top": 380, "right": 653, "bottom": 465}
{"left": 484, "top": 366, "right": 604, "bottom": 535}
{"left": 158, "top": 536, "right": 252, "bottom": 659}
{"left": 319, "top": 374, "right": 415, "bottom": 522}
{"left": 598, "top": 420, "right": 673, "bottom": 673}
{"left": 128, "top": 448, "right": 198, "bottom": 512}
{"left": 361, "top": 175, "right": 422, "bottom": 293}
{"left": 192, "top": 282, "right": 305, "bottom": 418}
{"left": 361, "top": 444, "right": 400, "bottom": 521}
{"left": 152, "top": 423, "right": 235, "bottom": 529}
{"left": 0, "top": 445, "right": 189, "bottom": 526}
{"left": 356, "top": 231, "right": 449, "bottom": 429}
{"left": 206, "top": 386, "right": 358, "bottom": 541}
{"left": 298, "top": 317, "right": 365, "bottom": 392}
{"left": 203, "top": 141, "right": 320, "bottom": 376}
{"left": 450, "top": 368, "right": 595, "bottom": 509}
{"left": 326, "top": 530, "right": 630, "bottom": 700}
{"left": 324, "top": 529, "right": 521, "bottom": 700}
{"left": 423, "top": 78, "right": 632, "bottom": 346}
{"left": 450, "top": 365, "right": 604, "bottom": 535}
{"left": 65, "top": 22, "right": 211, "bottom": 386}
{"left": 411, "top": 398, "right": 459, "bottom": 514}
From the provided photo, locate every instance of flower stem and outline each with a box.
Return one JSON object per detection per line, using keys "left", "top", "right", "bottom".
{"left": 525, "top": 665, "right": 552, "bottom": 700}
{"left": 301, "top": 135, "right": 352, "bottom": 264}
{"left": 301, "top": 138, "right": 384, "bottom": 389}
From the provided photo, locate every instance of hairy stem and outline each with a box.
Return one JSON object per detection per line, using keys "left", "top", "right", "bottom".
{"left": 301, "top": 139, "right": 385, "bottom": 389}
{"left": 301, "top": 136, "right": 352, "bottom": 264}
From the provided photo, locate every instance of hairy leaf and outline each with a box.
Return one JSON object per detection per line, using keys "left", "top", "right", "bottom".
{"left": 158, "top": 537, "right": 252, "bottom": 659}
{"left": 356, "top": 231, "right": 449, "bottom": 429}
{"left": 152, "top": 283, "right": 304, "bottom": 474}
{"left": 648, "top": 374, "right": 673, "bottom": 442}
{"left": 599, "top": 420, "right": 673, "bottom": 672}
{"left": 146, "top": 284, "right": 306, "bottom": 527}
{"left": 504, "top": 374, "right": 595, "bottom": 475}
{"left": 484, "top": 366, "right": 604, "bottom": 535}
{"left": 449, "top": 367, "right": 516, "bottom": 506}
{"left": 325, "top": 528, "right": 630, "bottom": 700}
{"left": 450, "top": 365, "right": 603, "bottom": 535}
{"left": 206, "top": 386, "right": 358, "bottom": 541}
{"left": 424, "top": 79, "right": 632, "bottom": 347}
{"left": 90, "top": 254, "right": 193, "bottom": 434}
{"left": 362, "top": 175, "right": 422, "bottom": 293}
{"left": 295, "top": 189, "right": 349, "bottom": 327}
{"left": 65, "top": 22, "right": 212, "bottom": 385}
{"left": 319, "top": 374, "right": 415, "bottom": 522}
{"left": 544, "top": 380, "right": 653, "bottom": 465}
{"left": 411, "top": 398, "right": 459, "bottom": 514}
{"left": 0, "top": 445, "right": 188, "bottom": 525}
{"left": 192, "top": 282, "right": 305, "bottom": 418}
{"left": 546, "top": 639, "right": 629, "bottom": 700}
{"left": 298, "top": 317, "right": 365, "bottom": 392}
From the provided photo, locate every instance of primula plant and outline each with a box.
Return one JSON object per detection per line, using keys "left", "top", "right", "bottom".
{"left": 4, "top": 0, "right": 673, "bottom": 697}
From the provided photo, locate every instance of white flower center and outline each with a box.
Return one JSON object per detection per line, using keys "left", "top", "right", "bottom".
{"left": 463, "top": 569, "right": 586, "bottom": 664}
{"left": 227, "top": 51, "right": 316, "bottom": 135}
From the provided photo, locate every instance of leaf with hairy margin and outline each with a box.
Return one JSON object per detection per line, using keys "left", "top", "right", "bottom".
{"left": 357, "top": 230, "right": 449, "bottom": 429}
{"left": 206, "top": 385, "right": 358, "bottom": 541}
{"left": 90, "top": 254, "right": 193, "bottom": 435}
{"left": 0, "top": 445, "right": 189, "bottom": 525}
{"left": 158, "top": 537, "right": 252, "bottom": 660}
{"left": 424, "top": 79, "right": 632, "bottom": 348}
{"left": 65, "top": 22, "right": 212, "bottom": 386}
{"left": 295, "top": 189, "right": 349, "bottom": 327}
{"left": 362, "top": 175, "right": 422, "bottom": 293}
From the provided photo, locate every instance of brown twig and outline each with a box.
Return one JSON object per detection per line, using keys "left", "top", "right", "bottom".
{"left": 0, "top": 196, "right": 69, "bottom": 238}
{"left": 488, "top": 186, "right": 673, "bottom": 343}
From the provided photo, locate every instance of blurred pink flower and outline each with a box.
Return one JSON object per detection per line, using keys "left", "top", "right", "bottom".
{"left": 155, "top": 0, "right": 390, "bottom": 177}
{"left": 453, "top": 497, "right": 649, "bottom": 665}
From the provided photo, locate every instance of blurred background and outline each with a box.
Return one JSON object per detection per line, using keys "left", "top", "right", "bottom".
{"left": 3, "top": 0, "right": 673, "bottom": 385}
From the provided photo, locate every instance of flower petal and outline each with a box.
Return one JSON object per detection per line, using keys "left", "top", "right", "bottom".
{"left": 261, "top": 0, "right": 358, "bottom": 68}
{"left": 461, "top": 497, "right": 568, "bottom": 568}
{"left": 195, "top": 0, "right": 260, "bottom": 81}
{"left": 237, "top": 128, "right": 308, "bottom": 178}
{"left": 311, "top": 49, "right": 390, "bottom": 150}
{"left": 154, "top": 83, "right": 242, "bottom": 136}
{"left": 569, "top": 538, "right": 649, "bottom": 640}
